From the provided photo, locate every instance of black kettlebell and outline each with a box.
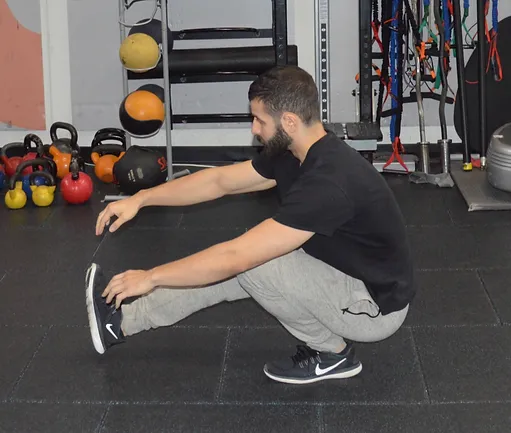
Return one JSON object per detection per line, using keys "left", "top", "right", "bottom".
{"left": 48, "top": 122, "right": 79, "bottom": 155}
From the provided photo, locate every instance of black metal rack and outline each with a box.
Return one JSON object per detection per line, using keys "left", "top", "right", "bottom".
{"left": 318, "top": 0, "right": 383, "bottom": 150}
{"left": 126, "top": 0, "right": 297, "bottom": 126}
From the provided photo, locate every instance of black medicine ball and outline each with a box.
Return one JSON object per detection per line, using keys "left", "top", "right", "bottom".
{"left": 113, "top": 145, "right": 168, "bottom": 194}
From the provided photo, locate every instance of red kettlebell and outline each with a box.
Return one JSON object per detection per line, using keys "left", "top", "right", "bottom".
{"left": 1, "top": 142, "right": 26, "bottom": 177}
{"left": 60, "top": 151, "right": 94, "bottom": 205}
{"left": 21, "top": 134, "right": 45, "bottom": 168}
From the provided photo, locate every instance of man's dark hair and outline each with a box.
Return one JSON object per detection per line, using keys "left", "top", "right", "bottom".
{"left": 248, "top": 66, "right": 321, "bottom": 126}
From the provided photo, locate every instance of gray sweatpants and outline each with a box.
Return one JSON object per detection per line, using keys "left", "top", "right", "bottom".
{"left": 121, "top": 249, "right": 409, "bottom": 353}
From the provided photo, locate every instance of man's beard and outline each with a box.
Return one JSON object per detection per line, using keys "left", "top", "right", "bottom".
{"left": 257, "top": 125, "right": 293, "bottom": 157}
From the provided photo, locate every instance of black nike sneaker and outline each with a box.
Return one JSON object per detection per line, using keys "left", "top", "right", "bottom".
{"left": 85, "top": 263, "right": 125, "bottom": 354}
{"left": 263, "top": 343, "right": 362, "bottom": 384}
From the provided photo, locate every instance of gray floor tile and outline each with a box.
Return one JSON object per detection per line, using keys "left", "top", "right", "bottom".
{"left": 0, "top": 402, "right": 104, "bottom": 433}
{"left": 479, "top": 269, "right": 511, "bottom": 324}
{"left": 0, "top": 227, "right": 101, "bottom": 273}
{"left": 445, "top": 188, "right": 511, "bottom": 226}
{"left": 93, "top": 228, "right": 245, "bottom": 274}
{"left": 220, "top": 326, "right": 425, "bottom": 404}
{"left": 323, "top": 402, "right": 511, "bottom": 433}
{"left": 407, "top": 225, "right": 511, "bottom": 269}
{"left": 0, "top": 204, "right": 53, "bottom": 229}
{"left": 13, "top": 326, "right": 227, "bottom": 403}
{"left": 404, "top": 270, "right": 499, "bottom": 327}
{"left": 42, "top": 189, "right": 109, "bottom": 231}
{"left": 0, "top": 326, "right": 47, "bottom": 400}
{"left": 0, "top": 270, "right": 89, "bottom": 326}
{"left": 180, "top": 190, "right": 279, "bottom": 230}
{"left": 102, "top": 404, "right": 317, "bottom": 433}
{"left": 385, "top": 175, "right": 453, "bottom": 226}
{"left": 414, "top": 326, "right": 511, "bottom": 402}
{"left": 129, "top": 206, "right": 183, "bottom": 229}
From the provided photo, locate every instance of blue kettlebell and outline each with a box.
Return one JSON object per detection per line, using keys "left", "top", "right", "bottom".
{"left": 14, "top": 158, "right": 57, "bottom": 200}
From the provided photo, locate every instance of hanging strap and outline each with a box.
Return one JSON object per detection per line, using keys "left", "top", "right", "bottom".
{"left": 384, "top": 0, "right": 409, "bottom": 173}
{"left": 376, "top": 0, "right": 393, "bottom": 125}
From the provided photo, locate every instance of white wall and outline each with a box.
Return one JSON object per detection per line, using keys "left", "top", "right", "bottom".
{"left": 2, "top": 0, "right": 511, "bottom": 148}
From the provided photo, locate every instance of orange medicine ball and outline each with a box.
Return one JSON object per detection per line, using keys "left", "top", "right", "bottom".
{"left": 119, "top": 88, "right": 165, "bottom": 137}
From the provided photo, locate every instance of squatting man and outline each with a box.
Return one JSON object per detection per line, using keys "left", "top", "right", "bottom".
{"left": 86, "top": 65, "right": 415, "bottom": 385}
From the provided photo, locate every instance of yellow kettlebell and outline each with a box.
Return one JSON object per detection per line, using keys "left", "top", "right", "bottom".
{"left": 5, "top": 172, "right": 27, "bottom": 210}
{"left": 29, "top": 171, "right": 56, "bottom": 207}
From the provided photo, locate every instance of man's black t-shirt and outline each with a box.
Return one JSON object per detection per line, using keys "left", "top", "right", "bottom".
{"left": 251, "top": 131, "right": 415, "bottom": 315}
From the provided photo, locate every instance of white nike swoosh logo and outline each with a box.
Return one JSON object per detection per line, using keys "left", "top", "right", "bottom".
{"left": 105, "top": 324, "right": 118, "bottom": 340}
{"left": 315, "top": 358, "right": 346, "bottom": 375}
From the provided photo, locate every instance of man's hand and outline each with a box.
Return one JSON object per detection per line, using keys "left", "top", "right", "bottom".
{"left": 96, "top": 195, "right": 143, "bottom": 236}
{"left": 103, "top": 270, "right": 155, "bottom": 309}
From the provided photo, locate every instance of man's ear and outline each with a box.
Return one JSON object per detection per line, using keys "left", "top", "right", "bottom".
{"left": 281, "top": 112, "right": 299, "bottom": 133}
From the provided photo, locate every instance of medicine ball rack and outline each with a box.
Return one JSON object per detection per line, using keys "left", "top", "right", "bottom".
{"left": 119, "top": 0, "right": 298, "bottom": 180}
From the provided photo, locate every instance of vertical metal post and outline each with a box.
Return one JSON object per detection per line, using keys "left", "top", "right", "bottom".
{"left": 412, "top": 0, "right": 429, "bottom": 173}
{"left": 273, "top": 0, "right": 288, "bottom": 65}
{"left": 119, "top": 0, "right": 132, "bottom": 148}
{"left": 359, "top": 0, "right": 373, "bottom": 123}
{"left": 477, "top": 0, "right": 487, "bottom": 168}
{"left": 160, "top": 0, "right": 173, "bottom": 178}
{"left": 315, "top": 0, "right": 330, "bottom": 124}
{"left": 452, "top": 0, "right": 471, "bottom": 170}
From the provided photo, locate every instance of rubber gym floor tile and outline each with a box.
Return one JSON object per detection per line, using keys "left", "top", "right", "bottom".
{"left": 180, "top": 189, "right": 279, "bottom": 230}
{"left": 42, "top": 190, "right": 109, "bottom": 231}
{"left": 443, "top": 188, "right": 511, "bottom": 226}
{"left": 127, "top": 205, "right": 183, "bottom": 229}
{"left": 0, "top": 202, "right": 54, "bottom": 229}
{"left": 0, "top": 402, "right": 105, "bottom": 433}
{"left": 93, "top": 228, "right": 245, "bottom": 275}
{"left": 0, "top": 270, "right": 90, "bottom": 326}
{"left": 12, "top": 326, "right": 228, "bottom": 403}
{"left": 0, "top": 326, "right": 47, "bottom": 400}
{"left": 478, "top": 269, "right": 511, "bottom": 324}
{"left": 0, "top": 227, "right": 101, "bottom": 273}
{"left": 413, "top": 326, "right": 511, "bottom": 402}
{"left": 384, "top": 175, "right": 453, "bottom": 226}
{"left": 406, "top": 225, "right": 511, "bottom": 270}
{"left": 178, "top": 298, "right": 280, "bottom": 328}
{"left": 101, "top": 403, "right": 317, "bottom": 433}
{"left": 219, "top": 326, "right": 425, "bottom": 404}
{"left": 403, "top": 270, "right": 499, "bottom": 327}
{"left": 323, "top": 402, "right": 511, "bottom": 433}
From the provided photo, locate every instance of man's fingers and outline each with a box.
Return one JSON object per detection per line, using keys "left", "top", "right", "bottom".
{"left": 96, "top": 207, "right": 114, "bottom": 235}
{"left": 115, "top": 292, "right": 128, "bottom": 309}
{"left": 109, "top": 216, "right": 126, "bottom": 233}
{"left": 106, "top": 282, "right": 124, "bottom": 305}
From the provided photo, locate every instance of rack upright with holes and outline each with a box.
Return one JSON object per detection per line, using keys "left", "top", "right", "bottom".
{"left": 118, "top": 0, "right": 183, "bottom": 180}
{"left": 118, "top": 0, "right": 295, "bottom": 181}
{"left": 315, "top": 0, "right": 383, "bottom": 155}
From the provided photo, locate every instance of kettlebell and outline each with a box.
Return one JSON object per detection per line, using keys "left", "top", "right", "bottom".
{"left": 61, "top": 150, "right": 94, "bottom": 205}
{"left": 5, "top": 171, "right": 27, "bottom": 210}
{"left": 48, "top": 122, "right": 82, "bottom": 179}
{"left": 0, "top": 142, "right": 25, "bottom": 177}
{"left": 29, "top": 171, "right": 56, "bottom": 207}
{"left": 15, "top": 158, "right": 58, "bottom": 200}
{"left": 0, "top": 165, "right": 5, "bottom": 191}
{"left": 91, "top": 130, "right": 127, "bottom": 183}
{"left": 49, "top": 122, "right": 79, "bottom": 154}
{"left": 21, "top": 134, "right": 45, "bottom": 167}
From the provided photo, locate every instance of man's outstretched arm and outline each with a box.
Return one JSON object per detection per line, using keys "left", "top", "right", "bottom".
{"left": 102, "top": 218, "right": 314, "bottom": 307}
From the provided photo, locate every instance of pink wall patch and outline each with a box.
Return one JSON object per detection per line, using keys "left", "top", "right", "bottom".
{"left": 0, "top": 0, "right": 45, "bottom": 130}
